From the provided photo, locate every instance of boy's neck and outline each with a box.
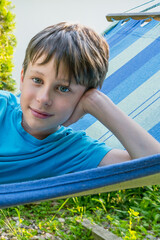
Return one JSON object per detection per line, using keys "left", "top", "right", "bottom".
{"left": 21, "top": 118, "right": 60, "bottom": 140}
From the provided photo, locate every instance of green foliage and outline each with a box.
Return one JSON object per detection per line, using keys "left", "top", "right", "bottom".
{"left": 0, "top": 0, "right": 17, "bottom": 91}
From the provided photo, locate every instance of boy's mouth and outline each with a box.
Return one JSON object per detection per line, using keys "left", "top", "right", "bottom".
{"left": 30, "top": 107, "right": 53, "bottom": 119}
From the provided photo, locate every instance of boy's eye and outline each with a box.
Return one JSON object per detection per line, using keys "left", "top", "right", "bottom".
{"left": 58, "top": 86, "right": 70, "bottom": 93}
{"left": 32, "top": 78, "right": 42, "bottom": 84}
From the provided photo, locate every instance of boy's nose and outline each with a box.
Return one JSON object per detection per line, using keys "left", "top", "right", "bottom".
{"left": 36, "top": 89, "right": 53, "bottom": 106}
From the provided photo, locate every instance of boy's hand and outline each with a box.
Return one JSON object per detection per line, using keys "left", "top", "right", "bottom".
{"left": 63, "top": 89, "right": 95, "bottom": 127}
{"left": 63, "top": 88, "right": 107, "bottom": 127}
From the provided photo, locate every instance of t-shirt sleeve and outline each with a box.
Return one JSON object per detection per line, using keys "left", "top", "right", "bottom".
{"left": 0, "top": 90, "right": 20, "bottom": 125}
{"left": 0, "top": 91, "right": 11, "bottom": 122}
{"left": 78, "top": 133, "right": 112, "bottom": 169}
{"left": 64, "top": 129, "right": 112, "bottom": 173}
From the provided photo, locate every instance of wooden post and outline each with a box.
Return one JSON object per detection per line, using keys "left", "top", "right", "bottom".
{"left": 106, "top": 12, "right": 160, "bottom": 22}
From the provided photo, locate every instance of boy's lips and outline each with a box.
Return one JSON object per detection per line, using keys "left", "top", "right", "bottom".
{"left": 30, "top": 107, "right": 53, "bottom": 119}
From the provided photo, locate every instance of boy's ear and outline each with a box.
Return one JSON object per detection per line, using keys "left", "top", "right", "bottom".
{"left": 20, "top": 69, "right": 24, "bottom": 91}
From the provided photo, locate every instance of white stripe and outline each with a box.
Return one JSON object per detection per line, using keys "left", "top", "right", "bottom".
{"left": 116, "top": 71, "right": 160, "bottom": 115}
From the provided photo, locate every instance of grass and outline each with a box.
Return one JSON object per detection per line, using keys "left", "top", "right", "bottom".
{"left": 0, "top": 185, "right": 160, "bottom": 239}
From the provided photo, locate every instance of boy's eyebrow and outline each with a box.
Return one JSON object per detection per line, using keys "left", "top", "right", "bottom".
{"left": 30, "top": 70, "right": 45, "bottom": 76}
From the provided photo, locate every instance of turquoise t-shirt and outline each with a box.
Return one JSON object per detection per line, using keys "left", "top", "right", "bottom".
{"left": 0, "top": 91, "right": 112, "bottom": 184}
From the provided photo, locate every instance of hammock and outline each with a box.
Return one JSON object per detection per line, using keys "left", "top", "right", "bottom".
{"left": 0, "top": 17, "right": 160, "bottom": 208}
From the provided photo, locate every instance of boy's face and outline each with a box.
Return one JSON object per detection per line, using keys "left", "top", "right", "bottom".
{"left": 20, "top": 55, "right": 86, "bottom": 139}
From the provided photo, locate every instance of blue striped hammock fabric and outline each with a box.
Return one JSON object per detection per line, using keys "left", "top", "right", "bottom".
{"left": 0, "top": 18, "right": 160, "bottom": 208}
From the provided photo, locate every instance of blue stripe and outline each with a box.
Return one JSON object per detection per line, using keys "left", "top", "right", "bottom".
{"left": 149, "top": 123, "right": 160, "bottom": 142}
{"left": 103, "top": 20, "right": 124, "bottom": 39}
{"left": 105, "top": 20, "right": 143, "bottom": 48}
{"left": 71, "top": 114, "right": 97, "bottom": 131}
{"left": 104, "top": 20, "right": 136, "bottom": 42}
{"left": 72, "top": 49, "right": 160, "bottom": 131}
{"left": 102, "top": 37, "right": 160, "bottom": 97}
{"left": 109, "top": 20, "right": 159, "bottom": 60}
{"left": 107, "top": 52, "right": 160, "bottom": 104}
{"left": 104, "top": 19, "right": 138, "bottom": 40}
{"left": 71, "top": 21, "right": 160, "bottom": 131}
{"left": 99, "top": 91, "right": 160, "bottom": 142}
{"left": 100, "top": 93, "right": 160, "bottom": 143}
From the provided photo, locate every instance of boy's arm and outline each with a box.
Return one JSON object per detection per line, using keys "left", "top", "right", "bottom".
{"left": 64, "top": 89, "right": 160, "bottom": 166}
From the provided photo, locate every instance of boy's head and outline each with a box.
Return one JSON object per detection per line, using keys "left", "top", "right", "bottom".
{"left": 23, "top": 22, "right": 109, "bottom": 89}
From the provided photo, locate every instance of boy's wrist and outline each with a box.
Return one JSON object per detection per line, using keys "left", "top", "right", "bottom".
{"left": 83, "top": 89, "right": 113, "bottom": 117}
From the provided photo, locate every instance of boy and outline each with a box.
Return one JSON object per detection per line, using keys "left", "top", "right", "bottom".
{"left": 0, "top": 22, "right": 160, "bottom": 184}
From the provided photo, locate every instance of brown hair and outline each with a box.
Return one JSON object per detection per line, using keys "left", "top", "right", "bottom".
{"left": 23, "top": 22, "right": 109, "bottom": 89}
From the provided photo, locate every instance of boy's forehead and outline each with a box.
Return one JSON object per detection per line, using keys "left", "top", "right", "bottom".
{"left": 28, "top": 56, "right": 75, "bottom": 84}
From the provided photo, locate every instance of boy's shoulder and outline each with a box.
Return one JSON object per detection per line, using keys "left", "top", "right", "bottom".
{"left": 0, "top": 90, "right": 20, "bottom": 106}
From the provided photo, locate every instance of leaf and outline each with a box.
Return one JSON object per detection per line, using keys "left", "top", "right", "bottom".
{"left": 0, "top": 0, "right": 16, "bottom": 91}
